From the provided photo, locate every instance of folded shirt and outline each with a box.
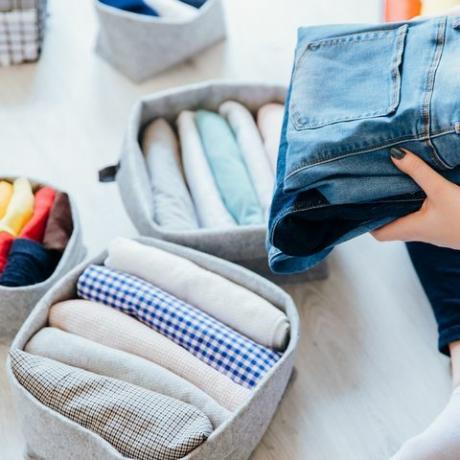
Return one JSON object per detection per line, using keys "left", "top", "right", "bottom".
{"left": 20, "top": 187, "right": 55, "bottom": 242}
{"left": 0, "top": 181, "right": 13, "bottom": 219}
{"left": 10, "top": 350, "right": 212, "bottom": 460}
{"left": 42, "top": 192, "right": 73, "bottom": 251}
{"left": 0, "top": 177, "right": 34, "bottom": 236}
{"left": 268, "top": 16, "right": 460, "bottom": 274}
{"left": 105, "top": 238, "right": 290, "bottom": 350}
{"left": 26, "top": 327, "right": 230, "bottom": 428}
{"left": 219, "top": 101, "right": 274, "bottom": 213}
{"left": 195, "top": 110, "right": 264, "bottom": 226}
{"left": 144, "top": 0, "right": 198, "bottom": 19}
{"left": 77, "top": 265, "right": 281, "bottom": 389}
{"left": 142, "top": 118, "right": 199, "bottom": 230}
{"left": 0, "top": 232, "right": 13, "bottom": 273}
{"left": 49, "top": 299, "right": 251, "bottom": 411}
{"left": 177, "top": 0, "right": 206, "bottom": 7}
{"left": 0, "top": 238, "right": 60, "bottom": 287}
{"left": 98, "top": 0, "right": 159, "bottom": 16}
{"left": 177, "top": 111, "right": 236, "bottom": 228}
{"left": 257, "top": 103, "right": 284, "bottom": 173}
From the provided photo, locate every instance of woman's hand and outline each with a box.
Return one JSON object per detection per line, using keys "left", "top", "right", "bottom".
{"left": 372, "top": 148, "right": 460, "bottom": 250}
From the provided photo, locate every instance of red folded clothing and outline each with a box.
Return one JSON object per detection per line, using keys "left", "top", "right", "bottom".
{"left": 20, "top": 187, "right": 56, "bottom": 243}
{"left": 0, "top": 231, "right": 14, "bottom": 273}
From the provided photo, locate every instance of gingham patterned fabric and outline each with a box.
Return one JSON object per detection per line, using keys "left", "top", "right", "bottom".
{"left": 10, "top": 350, "right": 212, "bottom": 460}
{"left": 0, "top": 1, "right": 45, "bottom": 66}
{"left": 77, "top": 265, "right": 281, "bottom": 389}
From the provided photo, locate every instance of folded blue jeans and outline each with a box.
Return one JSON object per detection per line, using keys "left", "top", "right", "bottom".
{"left": 268, "top": 15, "right": 460, "bottom": 274}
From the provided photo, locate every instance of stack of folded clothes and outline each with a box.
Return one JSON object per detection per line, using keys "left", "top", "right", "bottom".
{"left": 0, "top": 178, "right": 73, "bottom": 287}
{"left": 142, "top": 101, "right": 284, "bottom": 230}
{"left": 99, "top": 0, "right": 208, "bottom": 18}
{"left": 11, "top": 237, "right": 290, "bottom": 459}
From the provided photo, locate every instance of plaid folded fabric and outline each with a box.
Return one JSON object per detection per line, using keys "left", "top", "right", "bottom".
{"left": 0, "top": 1, "right": 45, "bottom": 66}
{"left": 77, "top": 265, "right": 281, "bottom": 389}
{"left": 10, "top": 350, "right": 212, "bottom": 460}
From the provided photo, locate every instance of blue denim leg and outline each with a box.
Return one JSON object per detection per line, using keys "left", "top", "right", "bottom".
{"left": 268, "top": 15, "right": 460, "bottom": 274}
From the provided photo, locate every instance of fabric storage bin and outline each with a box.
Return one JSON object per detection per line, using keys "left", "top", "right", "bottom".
{"left": 112, "top": 80, "right": 328, "bottom": 283}
{"left": 7, "top": 236, "right": 299, "bottom": 460}
{"left": 0, "top": 178, "right": 86, "bottom": 343}
{"left": 94, "top": 0, "right": 226, "bottom": 82}
{"left": 0, "top": 0, "right": 47, "bottom": 66}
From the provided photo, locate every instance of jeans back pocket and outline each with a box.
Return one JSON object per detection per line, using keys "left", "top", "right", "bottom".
{"left": 290, "top": 24, "right": 408, "bottom": 131}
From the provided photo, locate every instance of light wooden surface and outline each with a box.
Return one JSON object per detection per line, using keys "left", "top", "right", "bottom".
{"left": 0, "top": 0, "right": 452, "bottom": 459}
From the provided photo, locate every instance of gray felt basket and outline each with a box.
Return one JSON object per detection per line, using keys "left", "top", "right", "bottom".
{"left": 0, "top": 178, "right": 86, "bottom": 343}
{"left": 94, "top": 0, "right": 227, "bottom": 82}
{"left": 8, "top": 236, "right": 299, "bottom": 460}
{"left": 113, "top": 80, "right": 328, "bottom": 283}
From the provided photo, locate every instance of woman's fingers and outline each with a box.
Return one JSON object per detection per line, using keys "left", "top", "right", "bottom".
{"left": 390, "top": 148, "right": 449, "bottom": 199}
{"left": 371, "top": 211, "right": 425, "bottom": 242}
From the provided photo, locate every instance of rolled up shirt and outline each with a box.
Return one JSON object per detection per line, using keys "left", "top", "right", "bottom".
{"left": 256, "top": 103, "right": 284, "bottom": 173}
{"left": 42, "top": 192, "right": 73, "bottom": 251}
{"left": 26, "top": 327, "right": 230, "bottom": 428}
{"left": 98, "top": 0, "right": 159, "bottom": 16}
{"left": 49, "top": 299, "right": 251, "bottom": 411}
{"left": 219, "top": 101, "right": 274, "bottom": 212}
{"left": 0, "top": 238, "right": 61, "bottom": 287}
{"left": 0, "top": 178, "right": 34, "bottom": 236}
{"left": 20, "top": 187, "right": 55, "bottom": 242}
{"left": 105, "top": 238, "right": 290, "bottom": 350}
{"left": 10, "top": 350, "right": 212, "bottom": 460}
{"left": 144, "top": 0, "right": 198, "bottom": 19}
{"left": 0, "top": 181, "right": 13, "bottom": 219}
{"left": 77, "top": 265, "right": 281, "bottom": 389}
{"left": 142, "top": 118, "right": 199, "bottom": 230}
{"left": 0, "top": 232, "right": 13, "bottom": 273}
{"left": 195, "top": 110, "right": 264, "bottom": 226}
{"left": 177, "top": 111, "right": 236, "bottom": 228}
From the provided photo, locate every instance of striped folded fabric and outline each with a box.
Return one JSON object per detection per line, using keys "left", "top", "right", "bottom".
{"left": 77, "top": 265, "right": 281, "bottom": 389}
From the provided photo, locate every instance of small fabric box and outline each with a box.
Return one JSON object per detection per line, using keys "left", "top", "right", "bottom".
{"left": 8, "top": 237, "right": 299, "bottom": 460}
{"left": 94, "top": 0, "right": 227, "bottom": 82}
{"left": 0, "top": 178, "right": 86, "bottom": 342}
{"left": 114, "top": 81, "right": 328, "bottom": 283}
{"left": 0, "top": 0, "right": 47, "bottom": 66}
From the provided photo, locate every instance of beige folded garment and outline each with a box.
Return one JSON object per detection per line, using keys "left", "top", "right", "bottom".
{"left": 26, "top": 327, "right": 231, "bottom": 428}
{"left": 105, "top": 238, "right": 290, "bottom": 350}
{"left": 256, "top": 103, "right": 284, "bottom": 173}
{"left": 49, "top": 300, "right": 251, "bottom": 412}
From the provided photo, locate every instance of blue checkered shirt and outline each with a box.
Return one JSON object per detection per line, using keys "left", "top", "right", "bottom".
{"left": 77, "top": 265, "right": 281, "bottom": 389}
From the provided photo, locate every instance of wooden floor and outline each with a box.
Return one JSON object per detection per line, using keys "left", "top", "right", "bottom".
{"left": 0, "top": 0, "right": 453, "bottom": 458}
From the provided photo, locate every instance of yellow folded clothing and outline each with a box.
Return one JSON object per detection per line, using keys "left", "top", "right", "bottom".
{"left": 421, "top": 0, "right": 460, "bottom": 15}
{"left": 0, "top": 178, "right": 34, "bottom": 236}
{"left": 0, "top": 181, "right": 13, "bottom": 219}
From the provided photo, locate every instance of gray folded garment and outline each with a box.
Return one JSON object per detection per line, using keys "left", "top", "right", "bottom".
{"left": 10, "top": 349, "right": 213, "bottom": 460}
{"left": 25, "top": 327, "right": 230, "bottom": 428}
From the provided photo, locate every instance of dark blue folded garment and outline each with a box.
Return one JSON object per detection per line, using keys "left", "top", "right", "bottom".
{"left": 0, "top": 238, "right": 61, "bottom": 287}
{"left": 98, "top": 0, "right": 159, "bottom": 16}
{"left": 178, "top": 0, "right": 207, "bottom": 7}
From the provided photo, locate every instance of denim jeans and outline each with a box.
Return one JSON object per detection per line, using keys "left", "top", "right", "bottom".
{"left": 407, "top": 242, "right": 460, "bottom": 355}
{"left": 268, "top": 15, "right": 460, "bottom": 274}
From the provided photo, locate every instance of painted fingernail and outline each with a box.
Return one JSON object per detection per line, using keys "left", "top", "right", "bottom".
{"left": 390, "top": 147, "right": 406, "bottom": 160}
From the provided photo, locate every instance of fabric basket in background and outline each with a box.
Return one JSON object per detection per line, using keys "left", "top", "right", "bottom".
{"left": 108, "top": 81, "right": 328, "bottom": 284}
{"left": 0, "top": 178, "right": 86, "bottom": 342}
{"left": 8, "top": 237, "right": 299, "bottom": 460}
{"left": 0, "top": 0, "right": 47, "bottom": 66}
{"left": 94, "top": 0, "right": 226, "bottom": 82}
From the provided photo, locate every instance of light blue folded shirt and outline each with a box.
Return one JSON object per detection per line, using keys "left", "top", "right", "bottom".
{"left": 194, "top": 110, "right": 264, "bottom": 226}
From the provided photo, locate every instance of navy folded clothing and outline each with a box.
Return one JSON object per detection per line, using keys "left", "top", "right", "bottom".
{"left": 178, "top": 0, "right": 207, "bottom": 7}
{"left": 98, "top": 0, "right": 159, "bottom": 16}
{"left": 0, "top": 238, "right": 61, "bottom": 287}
